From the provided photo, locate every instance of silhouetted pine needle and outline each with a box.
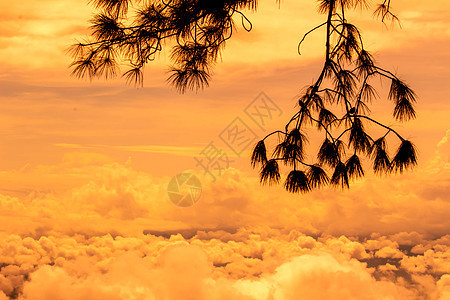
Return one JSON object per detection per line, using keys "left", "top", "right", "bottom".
{"left": 318, "top": 108, "right": 337, "bottom": 129}
{"left": 260, "top": 159, "right": 281, "bottom": 185}
{"left": 71, "top": 58, "right": 96, "bottom": 79}
{"left": 371, "top": 137, "right": 390, "bottom": 174}
{"left": 72, "top": 0, "right": 261, "bottom": 89}
{"left": 330, "top": 162, "right": 349, "bottom": 188}
{"left": 355, "top": 100, "right": 371, "bottom": 114}
{"left": 284, "top": 143, "right": 305, "bottom": 165}
{"left": 346, "top": 154, "right": 364, "bottom": 179}
{"left": 373, "top": 148, "right": 391, "bottom": 174}
{"left": 388, "top": 79, "right": 416, "bottom": 122}
{"left": 309, "top": 94, "right": 324, "bottom": 112}
{"left": 332, "top": 23, "right": 360, "bottom": 62}
{"left": 392, "top": 140, "right": 417, "bottom": 173}
{"left": 318, "top": 138, "right": 340, "bottom": 167}
{"left": 333, "top": 69, "right": 357, "bottom": 97}
{"left": 349, "top": 118, "right": 372, "bottom": 153}
{"left": 298, "top": 92, "right": 312, "bottom": 109}
{"left": 394, "top": 97, "right": 416, "bottom": 121}
{"left": 374, "top": 3, "right": 388, "bottom": 18}
{"left": 374, "top": 2, "right": 400, "bottom": 24}
{"left": 324, "top": 60, "right": 339, "bottom": 79}
{"left": 372, "top": 147, "right": 391, "bottom": 174}
{"left": 287, "top": 128, "right": 307, "bottom": 146}
{"left": 318, "top": 0, "right": 333, "bottom": 14}
{"left": 168, "top": 67, "right": 210, "bottom": 93}
{"left": 273, "top": 141, "right": 288, "bottom": 158}
{"left": 335, "top": 140, "right": 346, "bottom": 158}
{"left": 356, "top": 50, "right": 375, "bottom": 78}
{"left": 339, "top": 0, "right": 369, "bottom": 10}
{"left": 170, "top": 43, "right": 209, "bottom": 67}
{"left": 321, "top": 88, "right": 335, "bottom": 103}
{"left": 360, "top": 82, "right": 378, "bottom": 102}
{"left": 307, "top": 165, "right": 329, "bottom": 188}
{"left": 95, "top": 56, "right": 118, "bottom": 79}
{"left": 284, "top": 170, "right": 310, "bottom": 193}
{"left": 302, "top": 85, "right": 315, "bottom": 96}
{"left": 229, "top": 0, "right": 258, "bottom": 11}
{"left": 251, "top": 140, "right": 267, "bottom": 168}
{"left": 272, "top": 134, "right": 304, "bottom": 165}
{"left": 299, "top": 107, "right": 313, "bottom": 126}
{"left": 371, "top": 137, "right": 386, "bottom": 152}
{"left": 90, "top": 0, "right": 129, "bottom": 17}
{"left": 389, "top": 79, "right": 416, "bottom": 104}
{"left": 339, "top": 23, "right": 361, "bottom": 61}
{"left": 67, "top": 42, "right": 86, "bottom": 58}
{"left": 137, "top": 4, "right": 165, "bottom": 25}
{"left": 91, "top": 14, "right": 123, "bottom": 40}
{"left": 123, "top": 67, "right": 143, "bottom": 86}
{"left": 198, "top": 27, "right": 228, "bottom": 53}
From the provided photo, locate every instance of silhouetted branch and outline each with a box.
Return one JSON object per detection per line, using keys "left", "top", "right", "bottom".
{"left": 71, "top": 0, "right": 417, "bottom": 193}
{"left": 71, "top": 0, "right": 258, "bottom": 90}
{"left": 250, "top": 0, "right": 417, "bottom": 193}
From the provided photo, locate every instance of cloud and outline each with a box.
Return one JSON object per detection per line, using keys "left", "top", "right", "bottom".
{"left": 13, "top": 243, "right": 421, "bottom": 300}
{"left": 430, "top": 129, "right": 450, "bottom": 170}
{"left": 0, "top": 102, "right": 448, "bottom": 300}
{"left": 437, "top": 275, "right": 450, "bottom": 300}
{"left": 1, "top": 229, "right": 449, "bottom": 299}
{"left": 1, "top": 128, "right": 449, "bottom": 239}
{"left": 54, "top": 143, "right": 208, "bottom": 157}
{"left": 266, "top": 252, "right": 413, "bottom": 299}
{"left": 375, "top": 246, "right": 404, "bottom": 259}
{"left": 18, "top": 244, "right": 245, "bottom": 300}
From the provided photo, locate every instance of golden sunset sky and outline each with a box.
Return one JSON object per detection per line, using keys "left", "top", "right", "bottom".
{"left": 0, "top": 0, "right": 449, "bottom": 299}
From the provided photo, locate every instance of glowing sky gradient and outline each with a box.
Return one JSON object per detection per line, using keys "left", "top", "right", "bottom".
{"left": 0, "top": 0, "right": 449, "bottom": 299}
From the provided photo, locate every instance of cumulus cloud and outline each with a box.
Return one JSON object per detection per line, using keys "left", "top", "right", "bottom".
{"left": 12, "top": 244, "right": 416, "bottom": 300}
{"left": 0, "top": 132, "right": 448, "bottom": 237}
{"left": 18, "top": 244, "right": 247, "bottom": 300}
{"left": 430, "top": 129, "right": 450, "bottom": 170}
{"left": 437, "top": 275, "right": 450, "bottom": 300}
{"left": 0, "top": 119, "right": 448, "bottom": 300}
{"left": 0, "top": 230, "right": 449, "bottom": 299}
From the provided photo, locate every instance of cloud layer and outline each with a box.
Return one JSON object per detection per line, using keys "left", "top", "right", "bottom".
{"left": 1, "top": 229, "right": 449, "bottom": 299}
{"left": 0, "top": 131, "right": 448, "bottom": 299}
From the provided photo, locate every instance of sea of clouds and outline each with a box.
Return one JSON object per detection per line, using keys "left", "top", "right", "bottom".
{"left": 0, "top": 130, "right": 449, "bottom": 299}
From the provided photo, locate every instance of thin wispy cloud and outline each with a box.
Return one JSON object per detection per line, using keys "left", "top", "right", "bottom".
{"left": 54, "top": 143, "right": 206, "bottom": 157}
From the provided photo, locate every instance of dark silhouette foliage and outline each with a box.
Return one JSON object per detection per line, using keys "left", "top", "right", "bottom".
{"left": 249, "top": 0, "right": 417, "bottom": 192}
{"left": 285, "top": 170, "right": 310, "bottom": 193}
{"left": 71, "top": 0, "right": 418, "bottom": 193}
{"left": 260, "top": 159, "right": 281, "bottom": 185}
{"left": 69, "top": 0, "right": 258, "bottom": 90}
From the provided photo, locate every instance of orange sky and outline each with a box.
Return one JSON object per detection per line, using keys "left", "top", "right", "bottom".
{"left": 0, "top": 0, "right": 449, "bottom": 299}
